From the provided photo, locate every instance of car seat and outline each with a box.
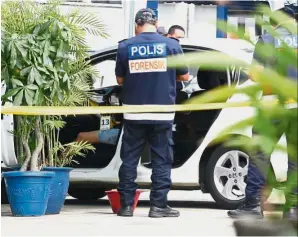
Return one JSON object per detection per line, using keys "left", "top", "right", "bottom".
{"left": 174, "top": 88, "right": 188, "bottom": 125}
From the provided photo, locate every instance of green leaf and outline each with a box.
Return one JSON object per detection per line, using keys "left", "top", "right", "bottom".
{"left": 33, "top": 89, "right": 45, "bottom": 105}
{"left": 51, "top": 21, "right": 59, "bottom": 39}
{"left": 24, "top": 88, "right": 34, "bottom": 105}
{"left": 12, "top": 79, "right": 24, "bottom": 87}
{"left": 10, "top": 43, "right": 17, "bottom": 68}
{"left": 38, "top": 20, "right": 52, "bottom": 35}
{"left": 15, "top": 41, "right": 27, "bottom": 58}
{"left": 187, "top": 84, "right": 260, "bottom": 104}
{"left": 26, "top": 84, "right": 39, "bottom": 90}
{"left": 33, "top": 89, "right": 39, "bottom": 105}
{"left": 44, "top": 119, "right": 66, "bottom": 130}
{"left": 35, "top": 63, "right": 50, "bottom": 75}
{"left": 11, "top": 34, "right": 18, "bottom": 40}
{"left": 213, "top": 116, "right": 256, "bottom": 145}
{"left": 20, "top": 66, "right": 33, "bottom": 77}
{"left": 168, "top": 51, "right": 248, "bottom": 70}
{"left": 1, "top": 66, "right": 10, "bottom": 83}
{"left": 1, "top": 87, "right": 22, "bottom": 101}
{"left": 13, "top": 89, "right": 24, "bottom": 106}
{"left": 61, "top": 31, "right": 68, "bottom": 40}
{"left": 28, "top": 67, "right": 36, "bottom": 84}
{"left": 43, "top": 55, "right": 53, "bottom": 67}
{"left": 57, "top": 41, "right": 65, "bottom": 58}
{"left": 28, "top": 67, "right": 41, "bottom": 85}
{"left": 49, "top": 46, "right": 56, "bottom": 52}
{"left": 70, "top": 11, "right": 110, "bottom": 38}
{"left": 63, "top": 73, "right": 69, "bottom": 82}
{"left": 251, "top": 66, "right": 297, "bottom": 101}
{"left": 35, "top": 75, "right": 43, "bottom": 86}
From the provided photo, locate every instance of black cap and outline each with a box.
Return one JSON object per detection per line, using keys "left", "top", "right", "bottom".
{"left": 135, "top": 8, "right": 157, "bottom": 26}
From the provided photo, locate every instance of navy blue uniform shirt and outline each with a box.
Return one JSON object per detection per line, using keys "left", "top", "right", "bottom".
{"left": 115, "top": 32, "right": 188, "bottom": 124}
{"left": 253, "top": 26, "right": 297, "bottom": 81}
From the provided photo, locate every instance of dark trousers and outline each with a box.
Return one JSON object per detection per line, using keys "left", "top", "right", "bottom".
{"left": 245, "top": 109, "right": 297, "bottom": 201}
{"left": 118, "top": 122, "right": 173, "bottom": 208}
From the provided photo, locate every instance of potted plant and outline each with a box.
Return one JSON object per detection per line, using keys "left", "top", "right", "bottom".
{"left": 169, "top": 5, "right": 297, "bottom": 235}
{"left": 42, "top": 117, "right": 95, "bottom": 214}
{"left": 1, "top": 0, "right": 107, "bottom": 216}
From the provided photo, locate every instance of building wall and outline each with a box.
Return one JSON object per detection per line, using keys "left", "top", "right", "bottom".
{"left": 58, "top": 1, "right": 285, "bottom": 51}
{"left": 192, "top": 5, "right": 217, "bottom": 40}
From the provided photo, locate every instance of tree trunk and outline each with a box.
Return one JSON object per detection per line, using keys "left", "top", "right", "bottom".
{"left": 30, "top": 117, "right": 44, "bottom": 171}
{"left": 20, "top": 136, "right": 31, "bottom": 172}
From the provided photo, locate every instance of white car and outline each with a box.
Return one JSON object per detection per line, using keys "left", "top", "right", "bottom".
{"left": 1, "top": 39, "right": 288, "bottom": 209}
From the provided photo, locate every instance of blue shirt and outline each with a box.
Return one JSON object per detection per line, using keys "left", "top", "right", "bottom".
{"left": 253, "top": 26, "right": 297, "bottom": 81}
{"left": 115, "top": 32, "right": 188, "bottom": 124}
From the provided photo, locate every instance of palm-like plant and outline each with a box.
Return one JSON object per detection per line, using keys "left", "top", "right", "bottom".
{"left": 1, "top": 0, "right": 108, "bottom": 171}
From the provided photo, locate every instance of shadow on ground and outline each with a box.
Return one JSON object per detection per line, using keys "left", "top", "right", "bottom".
{"left": 64, "top": 199, "right": 226, "bottom": 210}
{"left": 1, "top": 200, "right": 285, "bottom": 217}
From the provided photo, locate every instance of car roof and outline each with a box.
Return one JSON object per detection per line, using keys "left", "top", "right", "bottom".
{"left": 181, "top": 38, "right": 254, "bottom": 63}
{"left": 180, "top": 38, "right": 254, "bottom": 52}
{"left": 88, "top": 38, "right": 254, "bottom": 64}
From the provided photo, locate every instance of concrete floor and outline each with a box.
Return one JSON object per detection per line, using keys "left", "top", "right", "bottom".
{"left": 1, "top": 190, "right": 284, "bottom": 236}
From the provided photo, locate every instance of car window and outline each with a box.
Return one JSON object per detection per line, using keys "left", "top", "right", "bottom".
{"left": 92, "top": 60, "right": 117, "bottom": 89}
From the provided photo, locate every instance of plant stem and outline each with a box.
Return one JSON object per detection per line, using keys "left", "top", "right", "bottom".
{"left": 49, "top": 117, "right": 54, "bottom": 167}
{"left": 30, "top": 117, "right": 43, "bottom": 171}
{"left": 41, "top": 116, "right": 46, "bottom": 166}
{"left": 53, "top": 126, "right": 56, "bottom": 167}
{"left": 41, "top": 138, "right": 46, "bottom": 167}
{"left": 20, "top": 135, "right": 31, "bottom": 172}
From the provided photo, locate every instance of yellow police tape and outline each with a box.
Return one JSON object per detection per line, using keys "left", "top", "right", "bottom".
{"left": 1, "top": 100, "right": 296, "bottom": 116}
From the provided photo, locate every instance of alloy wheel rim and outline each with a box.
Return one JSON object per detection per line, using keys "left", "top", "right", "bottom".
{"left": 214, "top": 150, "right": 249, "bottom": 201}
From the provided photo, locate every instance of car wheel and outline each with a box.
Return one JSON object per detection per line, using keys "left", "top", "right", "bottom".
{"left": 205, "top": 146, "right": 250, "bottom": 209}
{"left": 205, "top": 146, "right": 275, "bottom": 209}
{"left": 68, "top": 187, "right": 106, "bottom": 201}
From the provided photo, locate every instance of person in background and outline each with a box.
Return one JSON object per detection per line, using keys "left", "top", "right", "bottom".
{"left": 167, "top": 25, "right": 187, "bottom": 91}
{"left": 227, "top": 6, "right": 297, "bottom": 221}
{"left": 76, "top": 128, "right": 120, "bottom": 146}
{"left": 167, "top": 25, "right": 185, "bottom": 41}
{"left": 157, "top": 26, "right": 167, "bottom": 36}
{"left": 115, "top": 8, "right": 189, "bottom": 218}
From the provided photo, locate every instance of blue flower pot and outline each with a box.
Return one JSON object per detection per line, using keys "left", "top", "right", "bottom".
{"left": 42, "top": 167, "right": 72, "bottom": 215}
{"left": 2, "top": 171, "right": 55, "bottom": 217}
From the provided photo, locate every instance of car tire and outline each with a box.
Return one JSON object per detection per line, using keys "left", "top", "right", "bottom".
{"left": 68, "top": 187, "right": 106, "bottom": 201}
{"left": 205, "top": 146, "right": 275, "bottom": 210}
{"left": 205, "top": 146, "right": 250, "bottom": 209}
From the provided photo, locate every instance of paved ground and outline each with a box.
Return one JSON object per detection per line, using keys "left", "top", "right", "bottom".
{"left": 1, "top": 190, "right": 284, "bottom": 236}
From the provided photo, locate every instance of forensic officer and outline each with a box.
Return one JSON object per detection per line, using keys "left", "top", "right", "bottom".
{"left": 115, "top": 8, "right": 189, "bottom": 218}
{"left": 167, "top": 25, "right": 186, "bottom": 41}
{"left": 166, "top": 25, "right": 186, "bottom": 91}
{"left": 228, "top": 6, "right": 297, "bottom": 220}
